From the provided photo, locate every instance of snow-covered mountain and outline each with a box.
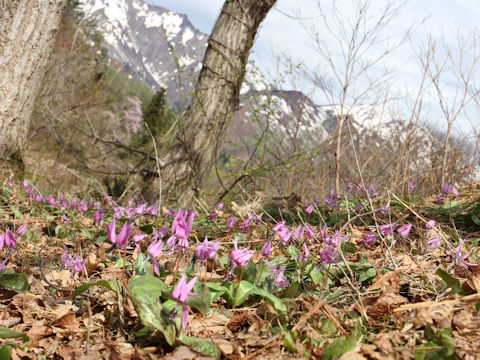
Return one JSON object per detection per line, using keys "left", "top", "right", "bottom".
{"left": 81, "top": 0, "right": 269, "bottom": 107}
{"left": 80, "top": 0, "right": 441, "bottom": 167}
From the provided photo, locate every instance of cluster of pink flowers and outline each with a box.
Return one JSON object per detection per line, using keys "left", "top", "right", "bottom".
{"left": 61, "top": 248, "right": 86, "bottom": 274}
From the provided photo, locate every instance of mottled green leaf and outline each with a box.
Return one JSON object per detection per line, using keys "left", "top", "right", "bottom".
{"left": 71, "top": 279, "right": 120, "bottom": 298}
{"left": 0, "top": 327, "right": 28, "bottom": 342}
{"left": 283, "top": 331, "right": 297, "bottom": 353}
{"left": 10, "top": 206, "right": 23, "bottom": 220}
{"left": 178, "top": 332, "right": 220, "bottom": 359}
{"left": 436, "top": 268, "right": 461, "bottom": 295}
{"left": 322, "top": 336, "right": 357, "bottom": 360}
{"left": 0, "top": 273, "right": 29, "bottom": 293}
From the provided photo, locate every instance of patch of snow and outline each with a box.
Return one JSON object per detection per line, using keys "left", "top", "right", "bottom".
{"left": 144, "top": 11, "right": 183, "bottom": 41}
{"left": 182, "top": 28, "right": 194, "bottom": 45}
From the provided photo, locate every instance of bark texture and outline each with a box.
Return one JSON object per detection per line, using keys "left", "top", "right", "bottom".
{"left": 145, "top": 0, "right": 276, "bottom": 206}
{"left": 0, "top": 0, "right": 65, "bottom": 178}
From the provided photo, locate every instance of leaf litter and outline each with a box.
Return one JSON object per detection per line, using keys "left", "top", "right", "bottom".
{"left": 0, "top": 182, "right": 478, "bottom": 358}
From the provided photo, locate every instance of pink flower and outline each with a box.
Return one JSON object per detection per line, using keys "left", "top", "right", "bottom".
{"left": 152, "top": 227, "right": 167, "bottom": 240}
{"left": 379, "top": 223, "right": 396, "bottom": 236}
{"left": 408, "top": 181, "right": 415, "bottom": 191}
{"left": 427, "top": 237, "right": 441, "bottom": 249}
{"left": 299, "top": 244, "right": 309, "bottom": 262}
{"left": 292, "top": 225, "right": 304, "bottom": 240}
{"left": 16, "top": 224, "right": 26, "bottom": 236}
{"left": 304, "top": 224, "right": 315, "bottom": 239}
{"left": 148, "top": 239, "right": 164, "bottom": 258}
{"left": 7, "top": 181, "right": 13, "bottom": 188}
{"left": 426, "top": 220, "right": 436, "bottom": 229}
{"left": 319, "top": 245, "right": 340, "bottom": 264}
{"left": 397, "top": 223, "right": 412, "bottom": 238}
{"left": 171, "top": 275, "right": 199, "bottom": 329}
{"left": 195, "top": 237, "right": 220, "bottom": 261}
{"left": 170, "top": 209, "right": 196, "bottom": 249}
{"left": 265, "top": 261, "right": 289, "bottom": 288}
{"left": 61, "top": 248, "right": 86, "bottom": 273}
{"left": 447, "top": 240, "right": 476, "bottom": 268}
{"left": 362, "top": 233, "right": 378, "bottom": 246}
{"left": 261, "top": 240, "right": 271, "bottom": 258}
{"left": 305, "top": 204, "right": 314, "bottom": 215}
{"left": 226, "top": 217, "right": 237, "bottom": 228}
{"left": 4, "top": 229, "right": 16, "bottom": 248}
{"left": 217, "top": 203, "right": 224, "bottom": 210}
{"left": 93, "top": 209, "right": 104, "bottom": 225}
{"left": 106, "top": 218, "right": 134, "bottom": 249}
{"left": 230, "top": 239, "right": 253, "bottom": 268}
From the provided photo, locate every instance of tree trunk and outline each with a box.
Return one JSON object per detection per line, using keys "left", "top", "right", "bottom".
{"left": 144, "top": 0, "right": 276, "bottom": 206}
{"left": 0, "top": 0, "right": 65, "bottom": 180}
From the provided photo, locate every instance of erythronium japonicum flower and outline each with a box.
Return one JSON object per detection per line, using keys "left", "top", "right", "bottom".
{"left": 319, "top": 245, "right": 340, "bottom": 264}
{"left": 397, "top": 223, "right": 412, "bottom": 238}
{"left": 265, "top": 261, "right": 289, "bottom": 288}
{"left": 427, "top": 237, "right": 441, "bottom": 249}
{"left": 299, "top": 244, "right": 309, "bottom": 262}
{"left": 171, "top": 275, "right": 199, "bottom": 329}
{"left": 230, "top": 239, "right": 254, "bottom": 268}
{"left": 226, "top": 217, "right": 237, "bottom": 228}
{"left": 195, "top": 237, "right": 220, "bottom": 261}
{"left": 362, "top": 233, "right": 378, "bottom": 246}
{"left": 2, "top": 229, "right": 17, "bottom": 249}
{"left": 147, "top": 239, "right": 164, "bottom": 275}
{"left": 16, "top": 225, "right": 26, "bottom": 236}
{"left": 379, "top": 223, "right": 396, "bottom": 236}
{"left": 106, "top": 217, "right": 134, "bottom": 249}
{"left": 261, "top": 240, "right": 271, "bottom": 258}
{"left": 168, "top": 209, "right": 196, "bottom": 249}
{"left": 61, "top": 248, "right": 86, "bottom": 274}
{"left": 305, "top": 204, "right": 314, "bottom": 215}
{"left": 408, "top": 181, "right": 415, "bottom": 191}
{"left": 426, "top": 220, "right": 436, "bottom": 229}
{"left": 447, "top": 240, "right": 476, "bottom": 268}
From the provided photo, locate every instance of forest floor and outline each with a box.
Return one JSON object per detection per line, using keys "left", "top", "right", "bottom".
{"left": 0, "top": 181, "right": 479, "bottom": 359}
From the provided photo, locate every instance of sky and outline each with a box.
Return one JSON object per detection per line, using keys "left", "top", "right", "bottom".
{"left": 146, "top": 0, "right": 480, "bottom": 137}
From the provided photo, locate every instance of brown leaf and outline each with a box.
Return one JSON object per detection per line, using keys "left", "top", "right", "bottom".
{"left": 367, "top": 270, "right": 401, "bottom": 293}
{"left": 163, "top": 346, "right": 216, "bottom": 360}
{"left": 53, "top": 312, "right": 80, "bottom": 331}
{"left": 26, "top": 323, "right": 52, "bottom": 344}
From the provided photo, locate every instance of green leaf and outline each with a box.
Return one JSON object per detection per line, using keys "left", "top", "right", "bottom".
{"left": 283, "top": 331, "right": 297, "bottom": 353}
{"left": 0, "top": 343, "right": 15, "bottom": 360}
{"left": 0, "top": 327, "right": 28, "bottom": 342}
{"left": 79, "top": 230, "right": 94, "bottom": 240}
{"left": 0, "top": 273, "right": 29, "bottom": 293}
{"left": 233, "top": 280, "right": 257, "bottom": 307}
{"left": 358, "top": 268, "right": 376, "bottom": 283}
{"left": 178, "top": 332, "right": 220, "bottom": 359}
{"left": 71, "top": 280, "right": 120, "bottom": 298}
{"left": 133, "top": 253, "right": 152, "bottom": 276}
{"left": 54, "top": 225, "right": 69, "bottom": 239}
{"left": 188, "top": 281, "right": 211, "bottom": 315}
{"left": 10, "top": 206, "right": 23, "bottom": 220}
{"left": 206, "top": 283, "right": 227, "bottom": 302}
{"left": 471, "top": 214, "right": 480, "bottom": 226}
{"left": 129, "top": 275, "right": 175, "bottom": 345}
{"left": 320, "top": 318, "right": 338, "bottom": 334}
{"left": 128, "top": 275, "right": 168, "bottom": 298}
{"left": 436, "top": 268, "right": 461, "bottom": 295}
{"left": 322, "top": 336, "right": 357, "bottom": 360}
{"left": 254, "top": 288, "right": 288, "bottom": 323}
{"left": 281, "top": 281, "right": 302, "bottom": 298}
{"left": 341, "top": 242, "right": 357, "bottom": 254}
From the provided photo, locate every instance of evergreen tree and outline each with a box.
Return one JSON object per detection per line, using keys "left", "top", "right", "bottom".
{"left": 142, "top": 88, "right": 175, "bottom": 138}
